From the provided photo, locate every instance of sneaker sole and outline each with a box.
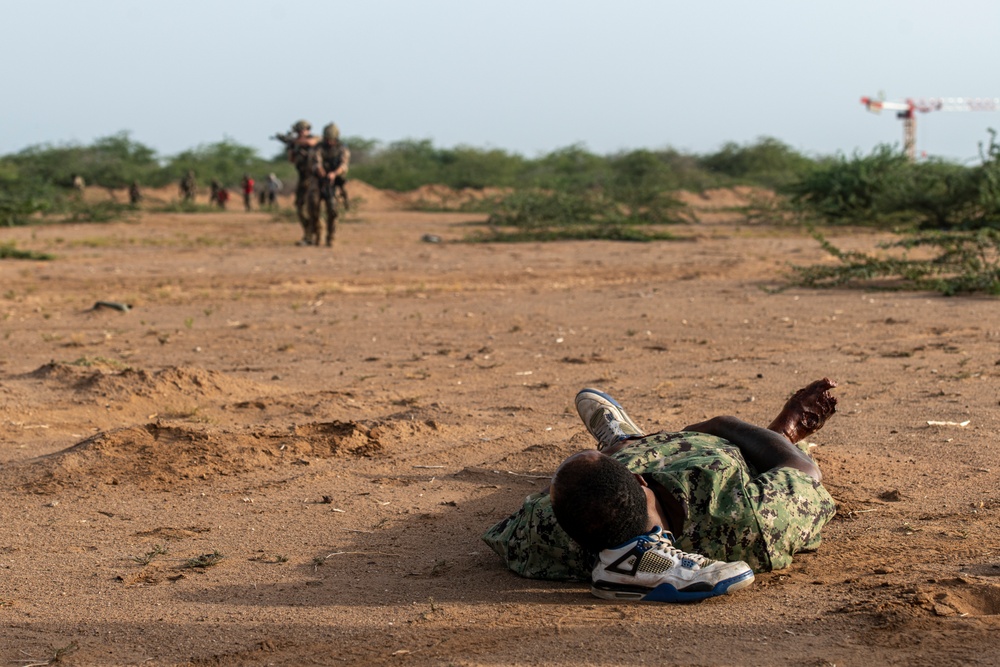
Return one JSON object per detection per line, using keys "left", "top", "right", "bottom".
{"left": 591, "top": 569, "right": 755, "bottom": 603}
{"left": 575, "top": 388, "right": 644, "bottom": 448}
{"left": 576, "top": 388, "right": 628, "bottom": 413}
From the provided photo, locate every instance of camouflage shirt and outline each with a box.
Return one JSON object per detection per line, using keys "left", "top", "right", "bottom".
{"left": 314, "top": 141, "right": 350, "bottom": 176}
{"left": 482, "top": 432, "right": 835, "bottom": 580}
{"left": 289, "top": 142, "right": 317, "bottom": 177}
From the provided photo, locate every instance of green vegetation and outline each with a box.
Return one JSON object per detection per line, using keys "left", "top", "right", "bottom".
{"left": 0, "top": 242, "right": 53, "bottom": 260}
{"left": 701, "top": 137, "right": 818, "bottom": 189}
{"left": 4, "top": 128, "right": 1000, "bottom": 292}
{"left": 183, "top": 550, "right": 225, "bottom": 569}
{"left": 786, "top": 227, "right": 1000, "bottom": 296}
{"left": 477, "top": 188, "right": 684, "bottom": 242}
{"left": 0, "top": 133, "right": 297, "bottom": 227}
{"left": 131, "top": 544, "right": 168, "bottom": 566}
{"left": 4, "top": 132, "right": 160, "bottom": 189}
{"left": 784, "top": 131, "right": 1000, "bottom": 230}
{"left": 770, "top": 131, "right": 1000, "bottom": 295}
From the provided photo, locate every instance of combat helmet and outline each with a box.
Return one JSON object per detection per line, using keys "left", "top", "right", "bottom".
{"left": 292, "top": 119, "right": 312, "bottom": 133}
{"left": 323, "top": 123, "right": 340, "bottom": 142}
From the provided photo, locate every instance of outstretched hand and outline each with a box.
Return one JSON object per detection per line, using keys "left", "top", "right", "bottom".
{"left": 767, "top": 378, "right": 838, "bottom": 443}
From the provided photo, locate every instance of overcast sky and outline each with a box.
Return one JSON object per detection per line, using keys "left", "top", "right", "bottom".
{"left": 3, "top": 0, "right": 999, "bottom": 163}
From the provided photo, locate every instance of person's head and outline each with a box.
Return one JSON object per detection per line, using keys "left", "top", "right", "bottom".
{"left": 550, "top": 451, "right": 648, "bottom": 552}
{"left": 322, "top": 122, "right": 340, "bottom": 143}
{"left": 293, "top": 119, "right": 312, "bottom": 136}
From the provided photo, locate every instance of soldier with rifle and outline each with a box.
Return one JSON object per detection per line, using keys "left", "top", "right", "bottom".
{"left": 313, "top": 123, "right": 351, "bottom": 247}
{"left": 273, "top": 120, "right": 320, "bottom": 245}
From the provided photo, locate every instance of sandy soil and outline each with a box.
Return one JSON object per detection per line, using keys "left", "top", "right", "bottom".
{"left": 1, "top": 184, "right": 999, "bottom": 667}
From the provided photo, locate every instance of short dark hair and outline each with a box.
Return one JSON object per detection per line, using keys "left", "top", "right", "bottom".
{"left": 550, "top": 452, "right": 647, "bottom": 552}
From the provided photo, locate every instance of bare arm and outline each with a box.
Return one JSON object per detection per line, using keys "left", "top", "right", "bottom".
{"left": 681, "top": 415, "right": 822, "bottom": 482}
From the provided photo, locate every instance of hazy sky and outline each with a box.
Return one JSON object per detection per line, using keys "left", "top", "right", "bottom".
{"left": 3, "top": 0, "right": 999, "bottom": 163}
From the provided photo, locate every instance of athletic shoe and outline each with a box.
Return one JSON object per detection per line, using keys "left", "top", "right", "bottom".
{"left": 575, "top": 388, "right": 645, "bottom": 450}
{"left": 591, "top": 527, "right": 755, "bottom": 603}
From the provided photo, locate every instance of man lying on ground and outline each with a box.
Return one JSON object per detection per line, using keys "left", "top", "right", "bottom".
{"left": 483, "top": 378, "right": 838, "bottom": 602}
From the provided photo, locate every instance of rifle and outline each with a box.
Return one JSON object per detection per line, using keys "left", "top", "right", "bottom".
{"left": 274, "top": 132, "right": 316, "bottom": 175}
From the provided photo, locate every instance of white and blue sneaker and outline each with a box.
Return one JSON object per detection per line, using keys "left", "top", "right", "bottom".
{"left": 575, "top": 388, "right": 645, "bottom": 450}
{"left": 591, "top": 527, "right": 754, "bottom": 603}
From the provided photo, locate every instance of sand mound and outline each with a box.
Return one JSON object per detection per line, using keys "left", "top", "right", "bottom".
{"left": 26, "top": 362, "right": 272, "bottom": 403}
{"left": 81, "top": 365, "right": 265, "bottom": 401}
{"left": 343, "top": 180, "right": 506, "bottom": 212}
{"left": 11, "top": 417, "right": 437, "bottom": 492}
{"left": 675, "top": 185, "right": 779, "bottom": 211}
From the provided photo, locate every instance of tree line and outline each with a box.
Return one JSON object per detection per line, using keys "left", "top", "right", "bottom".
{"left": 3, "top": 130, "right": 1000, "bottom": 233}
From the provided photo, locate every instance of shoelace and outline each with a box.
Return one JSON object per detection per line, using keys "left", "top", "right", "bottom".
{"left": 644, "top": 529, "right": 710, "bottom": 566}
{"left": 592, "top": 413, "right": 627, "bottom": 445}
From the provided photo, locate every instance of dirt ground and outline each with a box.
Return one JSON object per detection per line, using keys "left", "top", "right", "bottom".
{"left": 1, "top": 183, "right": 999, "bottom": 667}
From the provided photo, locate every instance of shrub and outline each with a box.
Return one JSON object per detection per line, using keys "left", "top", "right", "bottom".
{"left": 0, "top": 242, "right": 53, "bottom": 260}
{"left": 7, "top": 132, "right": 160, "bottom": 189}
{"left": 700, "top": 137, "right": 815, "bottom": 188}
{"left": 787, "top": 227, "right": 1000, "bottom": 296}
{"left": 165, "top": 139, "right": 277, "bottom": 189}
{"left": 478, "top": 188, "right": 685, "bottom": 242}
{"left": 784, "top": 133, "right": 1000, "bottom": 230}
{"left": 0, "top": 167, "right": 57, "bottom": 226}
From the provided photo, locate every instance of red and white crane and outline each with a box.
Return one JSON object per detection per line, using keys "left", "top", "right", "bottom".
{"left": 860, "top": 96, "right": 1000, "bottom": 161}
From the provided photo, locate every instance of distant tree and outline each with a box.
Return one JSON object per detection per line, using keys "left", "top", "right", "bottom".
{"left": 700, "top": 137, "right": 815, "bottom": 188}
{"left": 166, "top": 138, "right": 268, "bottom": 188}
{"left": 0, "top": 162, "right": 54, "bottom": 226}
{"left": 85, "top": 132, "right": 160, "bottom": 189}
{"left": 5, "top": 131, "right": 161, "bottom": 190}
{"left": 522, "top": 144, "right": 608, "bottom": 192}
{"left": 605, "top": 149, "right": 685, "bottom": 223}
{"left": 340, "top": 136, "right": 379, "bottom": 166}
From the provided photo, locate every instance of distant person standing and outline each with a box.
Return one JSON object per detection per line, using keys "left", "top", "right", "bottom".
{"left": 180, "top": 170, "right": 197, "bottom": 202}
{"left": 210, "top": 179, "right": 221, "bottom": 206}
{"left": 241, "top": 174, "right": 255, "bottom": 211}
{"left": 128, "top": 181, "right": 142, "bottom": 207}
{"left": 216, "top": 186, "right": 230, "bottom": 210}
{"left": 287, "top": 120, "right": 320, "bottom": 245}
{"left": 266, "top": 172, "right": 282, "bottom": 209}
{"left": 314, "top": 122, "right": 351, "bottom": 246}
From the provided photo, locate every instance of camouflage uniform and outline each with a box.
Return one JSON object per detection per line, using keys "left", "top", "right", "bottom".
{"left": 313, "top": 139, "right": 351, "bottom": 246}
{"left": 287, "top": 120, "right": 320, "bottom": 245}
{"left": 128, "top": 182, "right": 142, "bottom": 206}
{"left": 482, "top": 431, "right": 835, "bottom": 581}
{"left": 180, "top": 171, "right": 196, "bottom": 202}
{"left": 291, "top": 142, "right": 318, "bottom": 235}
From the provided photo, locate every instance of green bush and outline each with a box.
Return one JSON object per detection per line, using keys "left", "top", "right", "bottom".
{"left": 478, "top": 188, "right": 685, "bottom": 242}
{"left": 788, "top": 227, "right": 1000, "bottom": 296}
{"left": 0, "top": 242, "right": 53, "bottom": 260}
{"left": 700, "top": 137, "right": 815, "bottom": 188}
{"left": 6, "top": 132, "right": 161, "bottom": 189}
{"left": 0, "top": 176, "right": 53, "bottom": 226}
{"left": 165, "top": 139, "right": 287, "bottom": 189}
{"left": 350, "top": 139, "right": 527, "bottom": 191}
{"left": 783, "top": 145, "right": 911, "bottom": 224}
{"left": 604, "top": 150, "right": 688, "bottom": 224}
{"left": 784, "top": 133, "right": 1000, "bottom": 230}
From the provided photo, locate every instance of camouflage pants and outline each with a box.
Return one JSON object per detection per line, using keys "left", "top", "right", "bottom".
{"left": 482, "top": 433, "right": 835, "bottom": 580}
{"left": 314, "top": 181, "right": 339, "bottom": 245}
{"left": 295, "top": 176, "right": 321, "bottom": 244}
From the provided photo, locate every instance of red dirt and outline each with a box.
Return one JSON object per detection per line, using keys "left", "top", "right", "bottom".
{"left": 1, "top": 183, "right": 998, "bottom": 666}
